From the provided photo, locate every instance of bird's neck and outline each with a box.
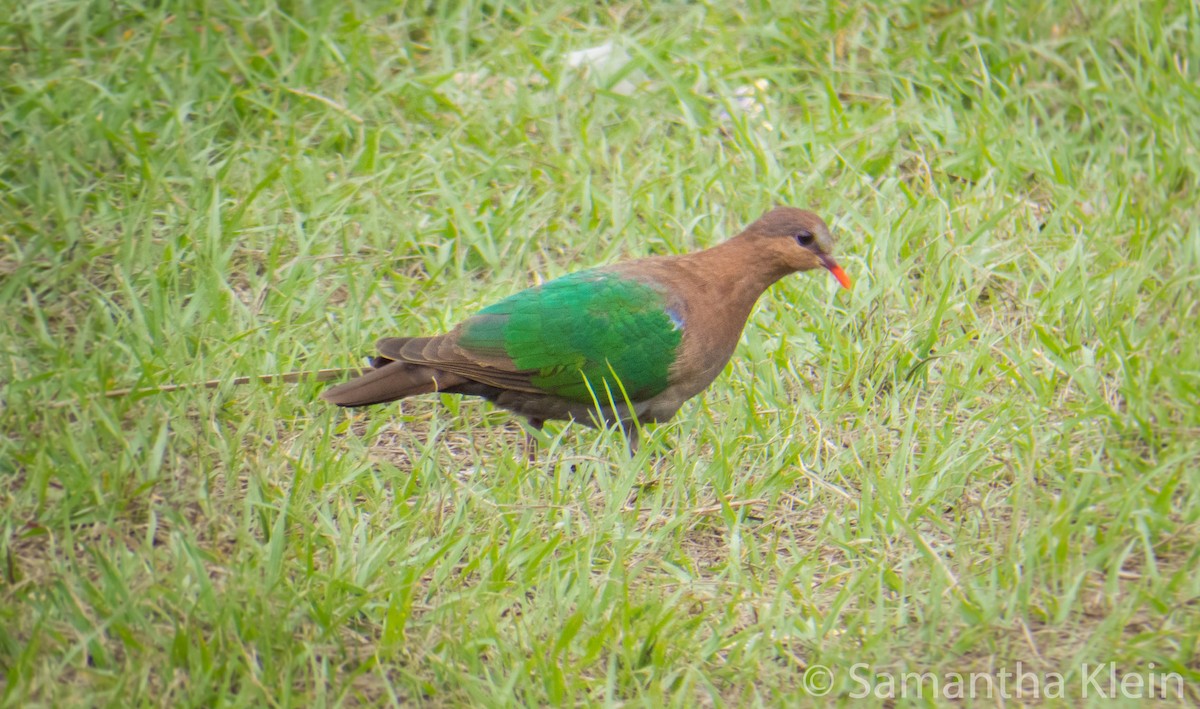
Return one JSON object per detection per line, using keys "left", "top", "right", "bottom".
{"left": 637, "top": 233, "right": 791, "bottom": 388}
{"left": 693, "top": 233, "right": 792, "bottom": 307}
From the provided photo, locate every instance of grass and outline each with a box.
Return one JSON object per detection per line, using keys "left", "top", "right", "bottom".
{"left": 2, "top": 0, "right": 1199, "bottom": 705}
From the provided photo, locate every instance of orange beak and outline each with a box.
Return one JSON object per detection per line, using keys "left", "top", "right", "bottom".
{"left": 820, "top": 255, "right": 852, "bottom": 289}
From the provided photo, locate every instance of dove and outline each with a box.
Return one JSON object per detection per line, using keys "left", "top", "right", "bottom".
{"left": 323, "top": 207, "right": 851, "bottom": 452}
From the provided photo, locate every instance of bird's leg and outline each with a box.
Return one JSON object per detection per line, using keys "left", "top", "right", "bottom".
{"left": 523, "top": 417, "right": 544, "bottom": 463}
{"left": 620, "top": 420, "right": 640, "bottom": 456}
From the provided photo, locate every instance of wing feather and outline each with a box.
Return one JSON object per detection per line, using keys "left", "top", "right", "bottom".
{"left": 379, "top": 270, "right": 683, "bottom": 403}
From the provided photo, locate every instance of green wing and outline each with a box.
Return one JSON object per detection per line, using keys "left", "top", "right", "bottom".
{"left": 455, "top": 270, "right": 683, "bottom": 403}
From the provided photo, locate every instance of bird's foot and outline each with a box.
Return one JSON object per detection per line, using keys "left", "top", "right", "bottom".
{"left": 521, "top": 417, "right": 546, "bottom": 463}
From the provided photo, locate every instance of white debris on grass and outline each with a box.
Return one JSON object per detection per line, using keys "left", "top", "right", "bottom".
{"left": 564, "top": 41, "right": 642, "bottom": 95}
{"left": 715, "top": 79, "right": 773, "bottom": 131}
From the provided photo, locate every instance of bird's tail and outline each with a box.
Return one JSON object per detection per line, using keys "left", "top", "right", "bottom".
{"left": 320, "top": 361, "right": 458, "bottom": 407}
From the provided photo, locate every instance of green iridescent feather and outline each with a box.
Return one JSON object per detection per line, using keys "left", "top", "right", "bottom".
{"left": 457, "top": 270, "right": 683, "bottom": 403}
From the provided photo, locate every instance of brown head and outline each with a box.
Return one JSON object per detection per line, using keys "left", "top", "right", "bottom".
{"left": 735, "top": 207, "right": 852, "bottom": 289}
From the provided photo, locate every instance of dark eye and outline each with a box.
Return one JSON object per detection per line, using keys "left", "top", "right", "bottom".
{"left": 795, "top": 231, "right": 815, "bottom": 247}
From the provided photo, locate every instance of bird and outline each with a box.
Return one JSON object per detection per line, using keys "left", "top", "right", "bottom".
{"left": 322, "top": 206, "right": 852, "bottom": 453}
